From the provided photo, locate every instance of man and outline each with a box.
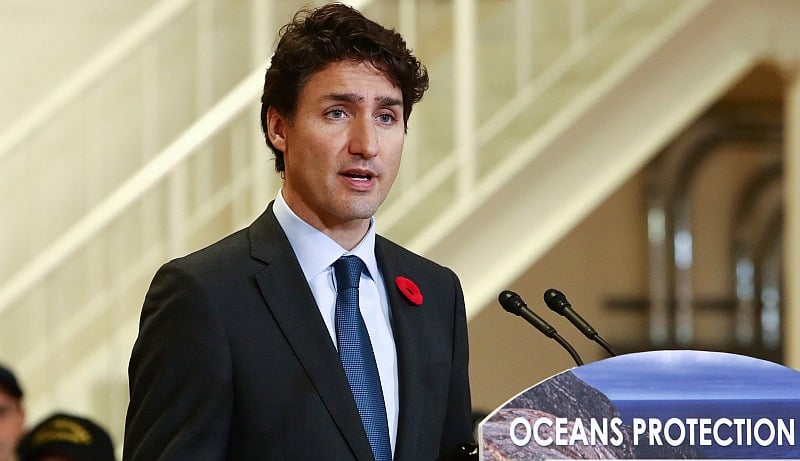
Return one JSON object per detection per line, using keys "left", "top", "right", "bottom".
{"left": 16, "top": 412, "right": 115, "bottom": 461}
{"left": 124, "top": 3, "right": 473, "bottom": 460}
{"left": 0, "top": 364, "right": 25, "bottom": 461}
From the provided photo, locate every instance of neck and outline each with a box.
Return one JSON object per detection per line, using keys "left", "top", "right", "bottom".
{"left": 280, "top": 190, "right": 373, "bottom": 251}
{"left": 324, "top": 219, "right": 371, "bottom": 251}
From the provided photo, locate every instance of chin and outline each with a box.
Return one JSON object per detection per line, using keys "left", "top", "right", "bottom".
{"left": 343, "top": 202, "right": 380, "bottom": 220}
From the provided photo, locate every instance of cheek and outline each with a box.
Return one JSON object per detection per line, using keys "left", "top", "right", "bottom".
{"left": 387, "top": 156, "right": 402, "bottom": 183}
{"left": 385, "top": 143, "right": 404, "bottom": 180}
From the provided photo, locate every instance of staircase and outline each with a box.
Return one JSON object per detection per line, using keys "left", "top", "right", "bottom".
{"left": 2, "top": 0, "right": 799, "bottom": 449}
{"left": 420, "top": 0, "right": 800, "bottom": 316}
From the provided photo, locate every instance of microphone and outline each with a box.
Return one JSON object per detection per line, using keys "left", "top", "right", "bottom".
{"left": 543, "top": 288, "right": 617, "bottom": 357}
{"left": 498, "top": 290, "right": 583, "bottom": 366}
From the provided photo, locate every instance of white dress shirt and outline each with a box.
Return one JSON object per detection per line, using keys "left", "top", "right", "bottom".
{"left": 272, "top": 190, "right": 399, "bottom": 453}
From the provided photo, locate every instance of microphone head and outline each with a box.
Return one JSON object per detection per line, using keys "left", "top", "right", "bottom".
{"left": 498, "top": 290, "right": 526, "bottom": 316}
{"left": 544, "top": 288, "right": 570, "bottom": 314}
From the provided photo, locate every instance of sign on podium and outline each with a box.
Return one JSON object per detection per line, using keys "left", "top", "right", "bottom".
{"left": 478, "top": 350, "right": 800, "bottom": 460}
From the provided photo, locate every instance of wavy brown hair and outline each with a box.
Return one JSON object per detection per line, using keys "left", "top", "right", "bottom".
{"left": 260, "top": 3, "right": 429, "bottom": 173}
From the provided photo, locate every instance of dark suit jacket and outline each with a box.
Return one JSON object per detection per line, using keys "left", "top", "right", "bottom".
{"left": 123, "top": 203, "right": 473, "bottom": 460}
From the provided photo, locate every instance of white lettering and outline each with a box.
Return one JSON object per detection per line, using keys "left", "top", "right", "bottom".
{"left": 754, "top": 418, "right": 775, "bottom": 446}
{"left": 555, "top": 418, "right": 570, "bottom": 445}
{"left": 698, "top": 418, "right": 712, "bottom": 446}
{"left": 588, "top": 418, "right": 606, "bottom": 445}
{"left": 778, "top": 419, "right": 794, "bottom": 446}
{"left": 610, "top": 418, "right": 624, "bottom": 446}
{"left": 632, "top": 418, "right": 646, "bottom": 446}
{"left": 511, "top": 416, "right": 795, "bottom": 450}
{"left": 510, "top": 417, "right": 531, "bottom": 447}
{"left": 732, "top": 418, "right": 748, "bottom": 445}
{"left": 569, "top": 418, "right": 588, "bottom": 445}
{"left": 532, "top": 417, "right": 553, "bottom": 447}
{"left": 649, "top": 418, "right": 664, "bottom": 445}
{"left": 684, "top": 418, "right": 697, "bottom": 445}
{"left": 713, "top": 418, "right": 733, "bottom": 446}
{"left": 663, "top": 418, "right": 685, "bottom": 446}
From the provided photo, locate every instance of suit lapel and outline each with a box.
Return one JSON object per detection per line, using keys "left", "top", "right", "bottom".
{"left": 376, "top": 239, "right": 424, "bottom": 461}
{"left": 249, "top": 204, "right": 375, "bottom": 461}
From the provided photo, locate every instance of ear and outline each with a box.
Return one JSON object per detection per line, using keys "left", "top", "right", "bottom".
{"left": 266, "top": 106, "right": 288, "bottom": 153}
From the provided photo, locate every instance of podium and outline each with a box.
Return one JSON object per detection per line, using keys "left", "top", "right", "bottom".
{"left": 478, "top": 350, "right": 800, "bottom": 460}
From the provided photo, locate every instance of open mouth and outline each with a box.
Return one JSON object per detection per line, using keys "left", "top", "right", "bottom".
{"left": 342, "top": 172, "right": 373, "bottom": 181}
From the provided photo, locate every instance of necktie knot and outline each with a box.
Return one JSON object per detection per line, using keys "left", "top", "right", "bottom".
{"left": 333, "top": 256, "right": 364, "bottom": 292}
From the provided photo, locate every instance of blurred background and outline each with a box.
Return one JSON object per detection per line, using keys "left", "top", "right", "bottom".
{"left": 2, "top": 0, "right": 799, "bottom": 454}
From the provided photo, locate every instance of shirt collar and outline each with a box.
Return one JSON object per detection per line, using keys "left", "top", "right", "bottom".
{"left": 273, "top": 189, "right": 379, "bottom": 280}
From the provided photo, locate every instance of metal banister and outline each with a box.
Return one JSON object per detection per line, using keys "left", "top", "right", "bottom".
{"left": 0, "top": 69, "right": 263, "bottom": 314}
{"left": 0, "top": 0, "right": 195, "bottom": 160}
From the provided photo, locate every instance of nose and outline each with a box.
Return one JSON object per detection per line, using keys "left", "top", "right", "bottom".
{"left": 348, "top": 118, "right": 379, "bottom": 158}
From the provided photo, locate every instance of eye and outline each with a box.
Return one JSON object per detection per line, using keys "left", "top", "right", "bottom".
{"left": 326, "top": 108, "right": 347, "bottom": 119}
{"left": 376, "top": 112, "right": 397, "bottom": 124}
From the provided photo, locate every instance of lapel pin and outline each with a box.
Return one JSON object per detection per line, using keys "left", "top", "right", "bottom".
{"left": 395, "top": 276, "right": 423, "bottom": 306}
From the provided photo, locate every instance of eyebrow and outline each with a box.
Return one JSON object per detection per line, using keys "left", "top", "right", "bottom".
{"left": 325, "top": 92, "right": 402, "bottom": 108}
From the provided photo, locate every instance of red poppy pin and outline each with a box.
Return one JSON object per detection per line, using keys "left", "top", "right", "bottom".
{"left": 395, "top": 276, "right": 423, "bottom": 306}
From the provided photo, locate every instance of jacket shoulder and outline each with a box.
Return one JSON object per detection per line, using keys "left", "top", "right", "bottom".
{"left": 376, "top": 235, "right": 453, "bottom": 275}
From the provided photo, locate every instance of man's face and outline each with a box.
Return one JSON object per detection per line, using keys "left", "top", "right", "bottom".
{"left": 0, "top": 392, "right": 24, "bottom": 461}
{"left": 268, "top": 60, "right": 405, "bottom": 238}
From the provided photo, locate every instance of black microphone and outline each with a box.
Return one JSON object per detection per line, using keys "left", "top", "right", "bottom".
{"left": 499, "top": 290, "right": 583, "bottom": 366}
{"left": 543, "top": 288, "right": 617, "bottom": 357}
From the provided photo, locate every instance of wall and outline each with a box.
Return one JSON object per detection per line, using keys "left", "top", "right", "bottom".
{"left": 467, "top": 63, "right": 786, "bottom": 415}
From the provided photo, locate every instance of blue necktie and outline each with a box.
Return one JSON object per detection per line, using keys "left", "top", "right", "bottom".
{"left": 333, "top": 256, "right": 392, "bottom": 461}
